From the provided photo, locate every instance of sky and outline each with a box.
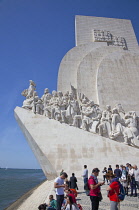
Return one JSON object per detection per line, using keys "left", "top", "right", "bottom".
{"left": 0, "top": 0, "right": 139, "bottom": 169}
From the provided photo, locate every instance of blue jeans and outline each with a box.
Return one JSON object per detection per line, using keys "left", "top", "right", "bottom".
{"left": 84, "top": 178, "right": 88, "bottom": 195}
{"left": 110, "top": 201, "right": 119, "bottom": 210}
{"left": 130, "top": 177, "right": 137, "bottom": 195}
{"left": 84, "top": 177, "right": 88, "bottom": 184}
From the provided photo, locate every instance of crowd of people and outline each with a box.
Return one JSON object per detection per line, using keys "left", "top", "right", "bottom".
{"left": 38, "top": 164, "right": 139, "bottom": 210}
{"left": 38, "top": 171, "right": 80, "bottom": 210}
{"left": 93, "top": 163, "right": 139, "bottom": 210}
{"left": 102, "top": 163, "right": 139, "bottom": 197}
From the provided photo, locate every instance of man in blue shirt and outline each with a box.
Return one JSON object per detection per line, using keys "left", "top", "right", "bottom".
{"left": 114, "top": 164, "right": 122, "bottom": 179}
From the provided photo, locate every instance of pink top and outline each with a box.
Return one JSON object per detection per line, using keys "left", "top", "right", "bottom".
{"left": 88, "top": 176, "right": 100, "bottom": 196}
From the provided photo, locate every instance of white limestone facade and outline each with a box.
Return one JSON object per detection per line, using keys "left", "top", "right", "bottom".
{"left": 75, "top": 15, "right": 138, "bottom": 49}
{"left": 58, "top": 16, "right": 139, "bottom": 112}
{"left": 15, "top": 107, "right": 139, "bottom": 180}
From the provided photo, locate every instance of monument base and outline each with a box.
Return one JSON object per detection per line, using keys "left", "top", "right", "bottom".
{"left": 14, "top": 107, "right": 139, "bottom": 180}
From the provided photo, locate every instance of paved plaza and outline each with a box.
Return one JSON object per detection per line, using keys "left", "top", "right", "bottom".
{"left": 76, "top": 177, "right": 139, "bottom": 210}
{"left": 7, "top": 176, "right": 139, "bottom": 210}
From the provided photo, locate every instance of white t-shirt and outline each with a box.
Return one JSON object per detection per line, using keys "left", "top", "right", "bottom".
{"left": 134, "top": 169, "right": 139, "bottom": 182}
{"left": 54, "top": 177, "right": 64, "bottom": 195}
{"left": 65, "top": 204, "right": 79, "bottom": 210}
{"left": 128, "top": 168, "right": 134, "bottom": 176}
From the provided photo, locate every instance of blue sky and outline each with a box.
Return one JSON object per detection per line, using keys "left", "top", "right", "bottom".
{"left": 0, "top": 0, "right": 139, "bottom": 169}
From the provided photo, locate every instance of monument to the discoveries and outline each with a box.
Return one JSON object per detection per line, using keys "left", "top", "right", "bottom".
{"left": 14, "top": 16, "right": 139, "bottom": 180}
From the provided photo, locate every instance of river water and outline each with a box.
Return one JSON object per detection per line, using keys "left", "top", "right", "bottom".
{"left": 0, "top": 168, "right": 46, "bottom": 210}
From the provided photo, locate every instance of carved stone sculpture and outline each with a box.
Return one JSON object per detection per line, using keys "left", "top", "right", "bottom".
{"left": 62, "top": 91, "right": 69, "bottom": 110}
{"left": 89, "top": 106, "right": 102, "bottom": 133}
{"left": 26, "top": 80, "right": 36, "bottom": 98}
{"left": 115, "top": 103, "right": 125, "bottom": 118}
{"left": 21, "top": 80, "right": 139, "bottom": 148}
{"left": 49, "top": 91, "right": 59, "bottom": 119}
{"left": 21, "top": 80, "right": 36, "bottom": 110}
{"left": 98, "top": 105, "right": 112, "bottom": 137}
{"left": 22, "top": 97, "right": 34, "bottom": 110}
{"left": 81, "top": 101, "right": 96, "bottom": 131}
{"left": 35, "top": 99, "right": 44, "bottom": 115}
{"left": 41, "top": 88, "right": 52, "bottom": 118}
{"left": 52, "top": 102, "right": 61, "bottom": 121}
{"left": 41, "top": 88, "right": 50, "bottom": 102}
{"left": 57, "top": 91, "right": 66, "bottom": 111}
{"left": 73, "top": 98, "right": 88, "bottom": 128}
{"left": 32, "top": 96, "right": 39, "bottom": 114}
{"left": 124, "top": 111, "right": 139, "bottom": 146}
{"left": 61, "top": 93, "right": 80, "bottom": 125}
{"left": 110, "top": 108, "right": 125, "bottom": 139}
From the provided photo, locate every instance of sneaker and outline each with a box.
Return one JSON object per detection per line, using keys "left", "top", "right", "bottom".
{"left": 130, "top": 194, "right": 133, "bottom": 197}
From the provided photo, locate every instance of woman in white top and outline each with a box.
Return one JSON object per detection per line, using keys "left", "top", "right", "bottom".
{"left": 64, "top": 196, "right": 79, "bottom": 210}
{"left": 128, "top": 165, "right": 134, "bottom": 176}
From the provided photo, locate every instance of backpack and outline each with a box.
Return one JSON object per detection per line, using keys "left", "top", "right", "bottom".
{"left": 118, "top": 182, "right": 125, "bottom": 201}
{"left": 70, "top": 188, "right": 78, "bottom": 197}
{"left": 84, "top": 182, "right": 89, "bottom": 191}
{"left": 84, "top": 177, "right": 93, "bottom": 196}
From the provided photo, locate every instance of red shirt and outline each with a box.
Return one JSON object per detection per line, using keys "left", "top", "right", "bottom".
{"left": 108, "top": 181, "right": 120, "bottom": 202}
{"left": 88, "top": 176, "right": 100, "bottom": 196}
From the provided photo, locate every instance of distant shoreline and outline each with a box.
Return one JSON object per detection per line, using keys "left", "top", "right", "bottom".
{"left": 0, "top": 168, "right": 42, "bottom": 170}
{"left": 5, "top": 179, "right": 46, "bottom": 210}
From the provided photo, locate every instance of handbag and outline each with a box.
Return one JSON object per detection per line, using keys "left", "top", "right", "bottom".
{"left": 98, "top": 192, "right": 103, "bottom": 201}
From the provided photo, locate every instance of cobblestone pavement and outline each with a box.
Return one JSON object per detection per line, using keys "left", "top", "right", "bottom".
{"left": 76, "top": 178, "right": 139, "bottom": 210}
{"left": 11, "top": 177, "right": 139, "bottom": 210}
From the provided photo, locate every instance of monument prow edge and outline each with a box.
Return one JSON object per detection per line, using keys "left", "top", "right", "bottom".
{"left": 14, "top": 106, "right": 139, "bottom": 180}
{"left": 14, "top": 106, "right": 58, "bottom": 180}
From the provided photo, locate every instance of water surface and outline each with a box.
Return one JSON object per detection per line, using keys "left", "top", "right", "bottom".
{"left": 0, "top": 168, "right": 46, "bottom": 210}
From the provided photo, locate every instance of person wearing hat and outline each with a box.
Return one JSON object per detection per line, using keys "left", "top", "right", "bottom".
{"left": 88, "top": 168, "right": 104, "bottom": 210}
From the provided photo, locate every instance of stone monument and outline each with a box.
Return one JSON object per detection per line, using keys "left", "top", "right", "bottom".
{"left": 14, "top": 16, "right": 139, "bottom": 180}
{"left": 58, "top": 16, "right": 139, "bottom": 112}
